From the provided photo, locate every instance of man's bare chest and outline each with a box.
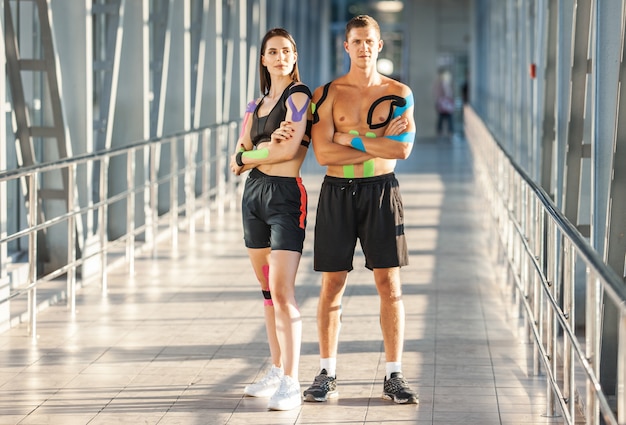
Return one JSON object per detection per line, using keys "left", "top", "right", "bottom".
{"left": 333, "top": 89, "right": 406, "bottom": 131}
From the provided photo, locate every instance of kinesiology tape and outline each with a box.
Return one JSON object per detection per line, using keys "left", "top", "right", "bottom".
{"left": 392, "top": 93, "right": 414, "bottom": 118}
{"left": 348, "top": 130, "right": 376, "bottom": 152}
{"left": 386, "top": 131, "right": 416, "bottom": 143}
{"left": 350, "top": 137, "right": 366, "bottom": 152}
{"left": 341, "top": 159, "right": 375, "bottom": 178}
{"left": 288, "top": 96, "right": 308, "bottom": 122}
{"left": 242, "top": 148, "right": 269, "bottom": 160}
{"left": 262, "top": 265, "right": 273, "bottom": 306}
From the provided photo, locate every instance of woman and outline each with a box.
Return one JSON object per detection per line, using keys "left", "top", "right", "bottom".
{"left": 229, "top": 28, "right": 311, "bottom": 411}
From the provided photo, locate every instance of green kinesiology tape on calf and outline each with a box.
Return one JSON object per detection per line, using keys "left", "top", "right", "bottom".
{"left": 242, "top": 148, "right": 269, "bottom": 159}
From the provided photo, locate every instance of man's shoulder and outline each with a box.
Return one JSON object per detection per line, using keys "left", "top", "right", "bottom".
{"left": 312, "top": 78, "right": 343, "bottom": 102}
{"left": 314, "top": 78, "right": 338, "bottom": 92}
{"left": 382, "top": 76, "right": 412, "bottom": 96}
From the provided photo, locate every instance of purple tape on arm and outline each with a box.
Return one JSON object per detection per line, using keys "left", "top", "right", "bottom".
{"left": 287, "top": 96, "right": 308, "bottom": 122}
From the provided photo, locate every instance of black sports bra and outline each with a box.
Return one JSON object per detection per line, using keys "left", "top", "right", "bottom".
{"left": 250, "top": 82, "right": 312, "bottom": 148}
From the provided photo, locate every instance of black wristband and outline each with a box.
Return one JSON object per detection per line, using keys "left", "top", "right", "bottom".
{"left": 235, "top": 151, "right": 244, "bottom": 167}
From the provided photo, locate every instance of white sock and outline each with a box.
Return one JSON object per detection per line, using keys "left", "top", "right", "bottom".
{"left": 320, "top": 358, "right": 337, "bottom": 377}
{"left": 386, "top": 362, "right": 402, "bottom": 379}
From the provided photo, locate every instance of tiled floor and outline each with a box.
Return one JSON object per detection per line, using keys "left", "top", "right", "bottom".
{"left": 0, "top": 136, "right": 567, "bottom": 424}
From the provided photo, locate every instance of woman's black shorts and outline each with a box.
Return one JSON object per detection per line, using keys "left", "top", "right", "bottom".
{"left": 241, "top": 168, "right": 307, "bottom": 253}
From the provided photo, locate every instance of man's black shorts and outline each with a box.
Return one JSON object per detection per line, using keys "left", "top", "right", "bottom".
{"left": 314, "top": 172, "right": 408, "bottom": 271}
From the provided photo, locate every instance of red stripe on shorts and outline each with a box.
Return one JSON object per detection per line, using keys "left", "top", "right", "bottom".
{"left": 296, "top": 178, "right": 307, "bottom": 229}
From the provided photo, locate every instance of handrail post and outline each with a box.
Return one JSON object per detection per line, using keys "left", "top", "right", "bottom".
{"left": 532, "top": 199, "right": 543, "bottom": 377}
{"left": 618, "top": 308, "right": 626, "bottom": 424}
{"left": 27, "top": 173, "right": 38, "bottom": 343}
{"left": 202, "top": 128, "right": 211, "bottom": 230}
{"left": 544, "top": 269, "right": 554, "bottom": 416}
{"left": 228, "top": 122, "right": 238, "bottom": 211}
{"left": 99, "top": 158, "right": 108, "bottom": 294}
{"left": 563, "top": 245, "right": 574, "bottom": 421}
{"left": 170, "top": 138, "right": 179, "bottom": 251}
{"left": 217, "top": 126, "right": 225, "bottom": 220}
{"left": 150, "top": 144, "right": 158, "bottom": 258}
{"left": 67, "top": 164, "right": 76, "bottom": 315}
{"left": 586, "top": 270, "right": 600, "bottom": 425}
{"left": 126, "top": 150, "right": 135, "bottom": 275}
{"left": 184, "top": 133, "right": 196, "bottom": 235}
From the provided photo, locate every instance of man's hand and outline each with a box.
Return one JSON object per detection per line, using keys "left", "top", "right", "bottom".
{"left": 333, "top": 116, "right": 409, "bottom": 148}
{"left": 384, "top": 116, "right": 408, "bottom": 136}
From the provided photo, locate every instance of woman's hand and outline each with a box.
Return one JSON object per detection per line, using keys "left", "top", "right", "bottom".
{"left": 271, "top": 121, "right": 295, "bottom": 143}
{"left": 230, "top": 152, "right": 244, "bottom": 175}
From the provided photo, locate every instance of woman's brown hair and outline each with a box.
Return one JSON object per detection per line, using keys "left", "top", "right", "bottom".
{"left": 259, "top": 28, "right": 301, "bottom": 95}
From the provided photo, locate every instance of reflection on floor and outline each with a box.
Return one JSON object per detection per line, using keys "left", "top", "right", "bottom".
{"left": 0, "top": 137, "right": 567, "bottom": 424}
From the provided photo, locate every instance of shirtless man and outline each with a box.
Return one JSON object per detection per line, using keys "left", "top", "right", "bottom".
{"left": 303, "top": 15, "right": 418, "bottom": 404}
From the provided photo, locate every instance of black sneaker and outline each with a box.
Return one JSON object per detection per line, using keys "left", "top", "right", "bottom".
{"left": 382, "top": 372, "right": 418, "bottom": 404}
{"left": 303, "top": 369, "right": 338, "bottom": 402}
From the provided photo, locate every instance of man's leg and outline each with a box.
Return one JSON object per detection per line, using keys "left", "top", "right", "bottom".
{"left": 373, "top": 267, "right": 404, "bottom": 364}
{"left": 373, "top": 267, "right": 418, "bottom": 404}
{"left": 318, "top": 271, "right": 348, "bottom": 360}
{"left": 303, "top": 270, "right": 347, "bottom": 402}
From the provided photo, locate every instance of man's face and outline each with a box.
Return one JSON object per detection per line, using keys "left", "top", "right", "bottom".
{"left": 344, "top": 27, "right": 383, "bottom": 67}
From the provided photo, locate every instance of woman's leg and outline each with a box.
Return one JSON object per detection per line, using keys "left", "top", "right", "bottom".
{"left": 247, "top": 247, "right": 281, "bottom": 368}
{"left": 268, "top": 249, "right": 303, "bottom": 380}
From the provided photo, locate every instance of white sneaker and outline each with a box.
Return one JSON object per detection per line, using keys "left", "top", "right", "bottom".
{"left": 268, "top": 375, "right": 302, "bottom": 411}
{"left": 244, "top": 365, "right": 283, "bottom": 397}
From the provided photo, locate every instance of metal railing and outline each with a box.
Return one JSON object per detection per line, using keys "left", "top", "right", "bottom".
{"left": 0, "top": 121, "right": 241, "bottom": 341}
{"left": 465, "top": 106, "right": 626, "bottom": 425}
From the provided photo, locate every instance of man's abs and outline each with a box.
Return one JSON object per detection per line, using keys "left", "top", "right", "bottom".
{"left": 325, "top": 158, "right": 397, "bottom": 178}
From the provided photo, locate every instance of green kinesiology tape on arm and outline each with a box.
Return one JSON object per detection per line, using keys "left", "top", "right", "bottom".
{"left": 242, "top": 148, "right": 269, "bottom": 159}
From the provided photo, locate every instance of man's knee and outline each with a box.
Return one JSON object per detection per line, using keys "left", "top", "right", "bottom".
{"left": 321, "top": 272, "right": 346, "bottom": 291}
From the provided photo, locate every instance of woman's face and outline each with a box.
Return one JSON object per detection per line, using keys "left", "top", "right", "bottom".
{"left": 262, "top": 36, "right": 297, "bottom": 77}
